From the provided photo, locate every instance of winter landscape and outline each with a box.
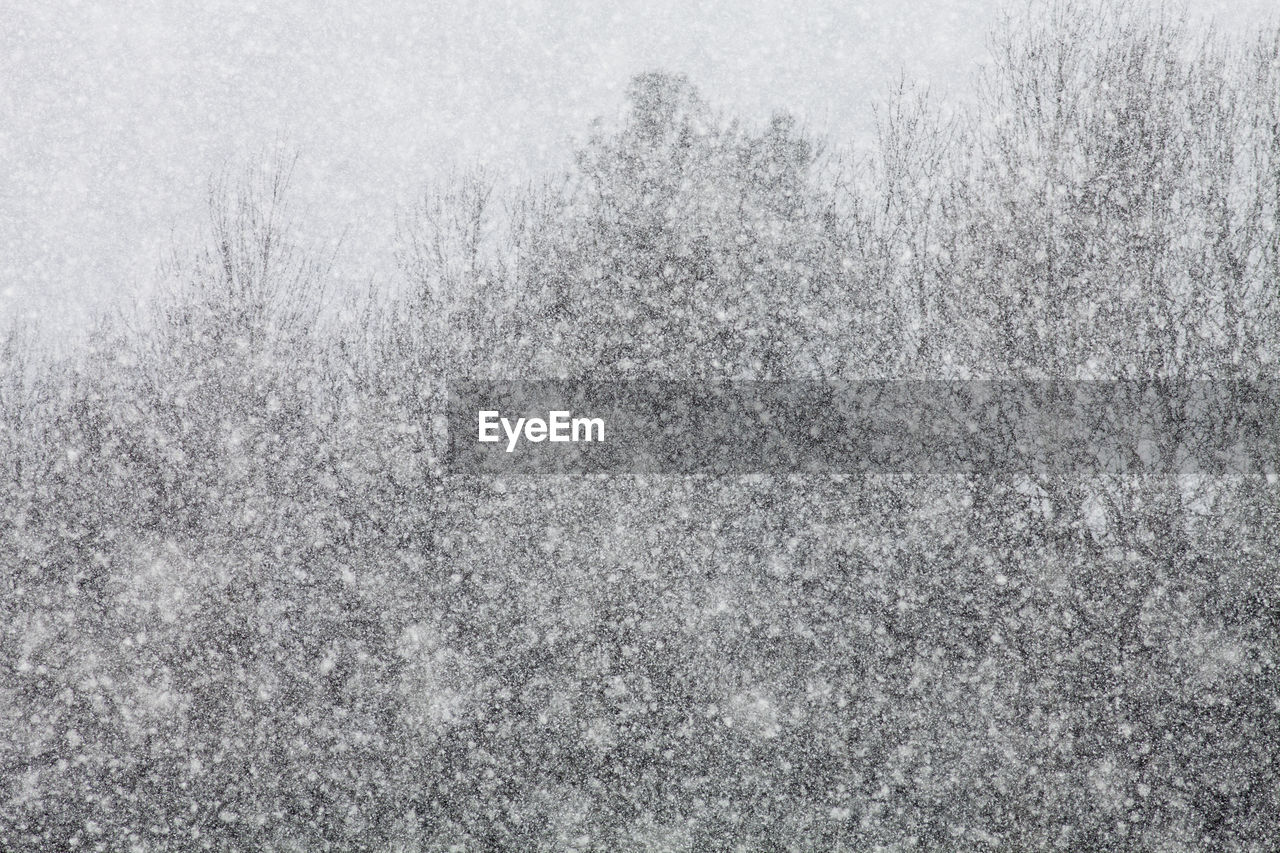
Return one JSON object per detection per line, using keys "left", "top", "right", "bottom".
{"left": 2, "top": 1, "right": 1279, "bottom": 849}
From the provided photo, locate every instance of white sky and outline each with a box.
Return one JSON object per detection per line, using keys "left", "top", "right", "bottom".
{"left": 2, "top": 0, "right": 1275, "bottom": 338}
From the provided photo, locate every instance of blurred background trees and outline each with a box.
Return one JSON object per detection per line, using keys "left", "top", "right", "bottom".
{"left": 929, "top": 1, "right": 1280, "bottom": 379}
{"left": 2, "top": 2, "right": 1278, "bottom": 849}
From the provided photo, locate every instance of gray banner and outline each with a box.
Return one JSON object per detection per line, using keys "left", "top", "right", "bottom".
{"left": 444, "top": 380, "right": 1280, "bottom": 475}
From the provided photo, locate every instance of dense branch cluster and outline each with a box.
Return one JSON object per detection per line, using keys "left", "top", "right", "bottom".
{"left": 2, "top": 3, "right": 1278, "bottom": 849}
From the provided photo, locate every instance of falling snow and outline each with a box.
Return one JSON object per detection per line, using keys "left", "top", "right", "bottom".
{"left": 4, "top": 1, "right": 1280, "bottom": 850}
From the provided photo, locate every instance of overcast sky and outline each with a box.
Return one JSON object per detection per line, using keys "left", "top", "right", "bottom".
{"left": 3, "top": 0, "right": 1274, "bottom": 338}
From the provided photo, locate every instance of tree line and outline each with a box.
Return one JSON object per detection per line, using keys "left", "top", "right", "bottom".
{"left": 2, "top": 2, "right": 1278, "bottom": 849}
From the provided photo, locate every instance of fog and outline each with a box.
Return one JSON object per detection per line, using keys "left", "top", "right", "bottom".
{"left": 3, "top": 0, "right": 1273, "bottom": 336}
